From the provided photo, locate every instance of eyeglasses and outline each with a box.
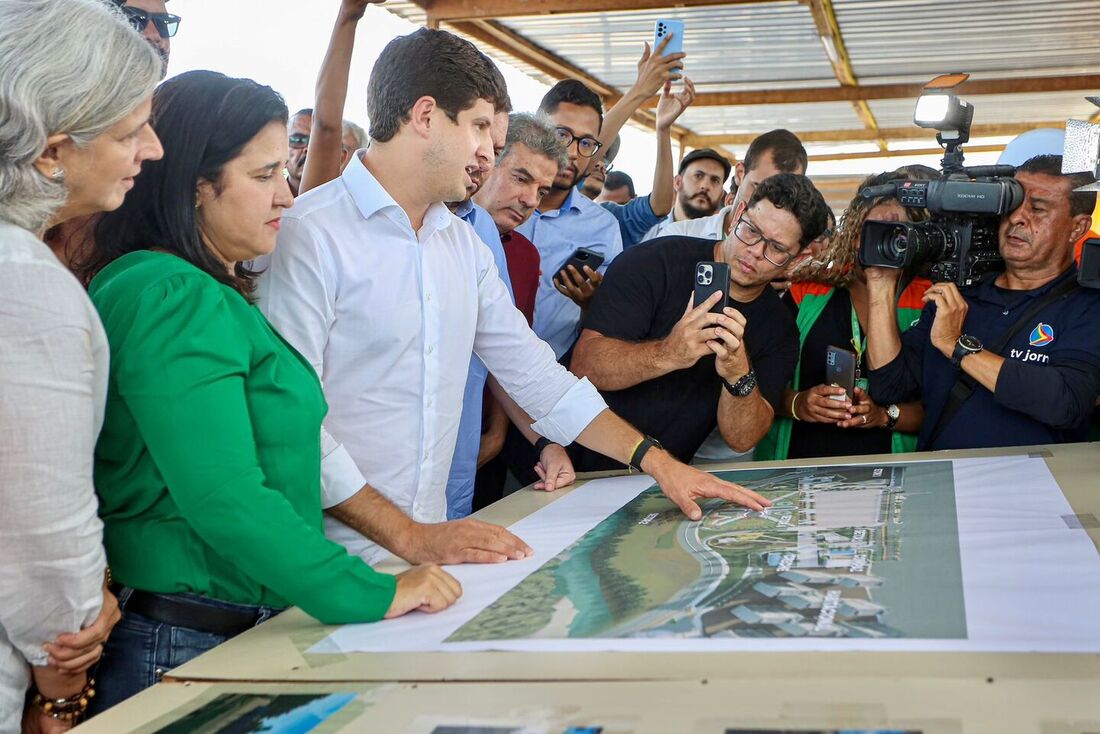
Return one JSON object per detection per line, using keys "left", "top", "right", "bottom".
{"left": 288, "top": 133, "right": 310, "bottom": 149}
{"left": 554, "top": 127, "right": 602, "bottom": 159}
{"left": 733, "top": 215, "right": 795, "bottom": 267}
{"left": 121, "top": 6, "right": 181, "bottom": 39}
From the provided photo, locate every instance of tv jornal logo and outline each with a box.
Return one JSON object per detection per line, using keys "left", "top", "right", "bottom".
{"left": 1029, "top": 322, "right": 1055, "bottom": 347}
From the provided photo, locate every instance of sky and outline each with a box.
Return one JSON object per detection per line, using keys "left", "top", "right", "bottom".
{"left": 165, "top": 0, "right": 1011, "bottom": 192}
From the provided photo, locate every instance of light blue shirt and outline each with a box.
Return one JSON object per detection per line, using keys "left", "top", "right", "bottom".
{"left": 446, "top": 199, "right": 513, "bottom": 519}
{"left": 599, "top": 195, "right": 662, "bottom": 248}
{"left": 517, "top": 187, "right": 624, "bottom": 359}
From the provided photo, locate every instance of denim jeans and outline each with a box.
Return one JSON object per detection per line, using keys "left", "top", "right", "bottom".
{"left": 88, "top": 588, "right": 283, "bottom": 716}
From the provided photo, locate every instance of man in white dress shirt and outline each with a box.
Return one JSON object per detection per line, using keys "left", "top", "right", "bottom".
{"left": 258, "top": 28, "right": 771, "bottom": 567}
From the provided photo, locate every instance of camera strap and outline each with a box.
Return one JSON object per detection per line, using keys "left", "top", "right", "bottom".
{"left": 923, "top": 274, "right": 1080, "bottom": 449}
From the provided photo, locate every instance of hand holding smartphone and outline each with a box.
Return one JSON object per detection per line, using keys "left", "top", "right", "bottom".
{"left": 694, "top": 261, "right": 730, "bottom": 315}
{"left": 654, "top": 19, "right": 685, "bottom": 56}
{"left": 558, "top": 247, "right": 605, "bottom": 282}
{"left": 825, "top": 345, "right": 857, "bottom": 402}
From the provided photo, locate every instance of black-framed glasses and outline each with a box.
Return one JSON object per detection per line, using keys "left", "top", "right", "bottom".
{"left": 733, "top": 215, "right": 795, "bottom": 267}
{"left": 120, "top": 6, "right": 181, "bottom": 39}
{"left": 553, "top": 127, "right": 602, "bottom": 158}
{"left": 288, "top": 133, "right": 310, "bottom": 149}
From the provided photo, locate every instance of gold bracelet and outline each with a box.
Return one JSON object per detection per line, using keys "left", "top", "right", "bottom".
{"left": 790, "top": 391, "right": 802, "bottom": 421}
{"left": 31, "top": 677, "right": 95, "bottom": 723}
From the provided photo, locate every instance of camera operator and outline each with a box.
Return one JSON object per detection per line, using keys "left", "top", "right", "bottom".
{"left": 865, "top": 155, "right": 1100, "bottom": 450}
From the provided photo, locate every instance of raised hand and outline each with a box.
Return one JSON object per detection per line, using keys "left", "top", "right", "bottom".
{"left": 631, "top": 34, "right": 687, "bottom": 99}
{"left": 655, "top": 76, "right": 696, "bottom": 131}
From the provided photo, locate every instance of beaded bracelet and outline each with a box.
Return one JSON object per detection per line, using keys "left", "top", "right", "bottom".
{"left": 30, "top": 677, "right": 95, "bottom": 723}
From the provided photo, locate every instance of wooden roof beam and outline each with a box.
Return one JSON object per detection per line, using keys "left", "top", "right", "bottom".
{"left": 808, "top": 144, "right": 1004, "bottom": 163}
{"left": 683, "top": 121, "right": 1067, "bottom": 148}
{"left": 420, "top": 0, "right": 783, "bottom": 23}
{"left": 640, "top": 74, "right": 1100, "bottom": 108}
{"left": 445, "top": 18, "right": 691, "bottom": 138}
{"left": 804, "top": 0, "right": 887, "bottom": 153}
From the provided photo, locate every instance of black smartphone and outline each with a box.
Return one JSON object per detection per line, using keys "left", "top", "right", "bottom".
{"left": 825, "top": 345, "right": 857, "bottom": 402}
{"left": 558, "top": 247, "right": 605, "bottom": 282}
{"left": 694, "top": 261, "right": 730, "bottom": 314}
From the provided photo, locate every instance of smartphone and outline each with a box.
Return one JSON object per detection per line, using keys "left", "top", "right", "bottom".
{"left": 825, "top": 345, "right": 857, "bottom": 402}
{"left": 558, "top": 247, "right": 605, "bottom": 282}
{"left": 694, "top": 261, "right": 730, "bottom": 315}
{"left": 654, "top": 18, "right": 685, "bottom": 57}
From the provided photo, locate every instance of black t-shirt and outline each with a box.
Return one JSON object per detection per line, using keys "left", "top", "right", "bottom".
{"left": 571, "top": 236, "right": 799, "bottom": 470}
{"left": 786, "top": 287, "right": 893, "bottom": 459}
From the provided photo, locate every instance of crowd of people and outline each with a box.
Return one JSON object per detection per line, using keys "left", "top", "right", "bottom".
{"left": 1, "top": 0, "right": 1098, "bottom": 729}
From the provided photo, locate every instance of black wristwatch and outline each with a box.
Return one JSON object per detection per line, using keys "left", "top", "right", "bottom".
{"left": 951, "top": 334, "right": 983, "bottom": 368}
{"left": 722, "top": 369, "right": 758, "bottom": 398}
{"left": 629, "top": 436, "right": 664, "bottom": 473}
{"left": 533, "top": 436, "right": 555, "bottom": 454}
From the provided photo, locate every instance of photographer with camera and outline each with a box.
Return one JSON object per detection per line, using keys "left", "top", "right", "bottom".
{"left": 865, "top": 155, "right": 1100, "bottom": 450}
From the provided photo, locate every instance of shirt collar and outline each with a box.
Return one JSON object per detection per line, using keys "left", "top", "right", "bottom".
{"left": 976, "top": 263, "right": 1079, "bottom": 301}
{"left": 342, "top": 152, "right": 453, "bottom": 235}
{"left": 452, "top": 198, "right": 475, "bottom": 220}
{"left": 537, "top": 186, "right": 584, "bottom": 219}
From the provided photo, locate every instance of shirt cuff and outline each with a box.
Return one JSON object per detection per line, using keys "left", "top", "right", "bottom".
{"left": 320, "top": 432, "right": 365, "bottom": 509}
{"left": 530, "top": 377, "right": 608, "bottom": 445}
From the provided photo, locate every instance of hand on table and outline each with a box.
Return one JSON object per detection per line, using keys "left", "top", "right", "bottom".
{"left": 406, "top": 517, "right": 533, "bottom": 565}
{"left": 384, "top": 565, "right": 461, "bottom": 618}
{"left": 648, "top": 452, "right": 771, "bottom": 521}
{"left": 533, "top": 443, "right": 575, "bottom": 492}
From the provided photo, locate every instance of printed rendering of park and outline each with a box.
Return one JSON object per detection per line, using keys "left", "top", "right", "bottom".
{"left": 449, "top": 462, "right": 967, "bottom": 643}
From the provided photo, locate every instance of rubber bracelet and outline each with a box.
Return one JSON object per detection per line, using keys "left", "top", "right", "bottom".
{"left": 790, "top": 391, "right": 802, "bottom": 421}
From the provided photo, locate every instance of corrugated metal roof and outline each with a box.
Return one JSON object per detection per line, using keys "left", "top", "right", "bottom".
{"left": 497, "top": 2, "right": 838, "bottom": 92}
{"left": 680, "top": 101, "right": 864, "bottom": 136}
{"left": 836, "top": 0, "right": 1100, "bottom": 83}
{"left": 381, "top": 0, "right": 1100, "bottom": 160}
{"left": 869, "top": 92, "right": 1099, "bottom": 128}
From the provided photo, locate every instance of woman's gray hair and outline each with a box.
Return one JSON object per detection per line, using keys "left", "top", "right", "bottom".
{"left": 499, "top": 112, "right": 569, "bottom": 173}
{"left": 0, "top": 0, "right": 162, "bottom": 232}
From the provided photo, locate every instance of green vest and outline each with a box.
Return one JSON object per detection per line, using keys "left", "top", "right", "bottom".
{"left": 754, "top": 287, "right": 922, "bottom": 461}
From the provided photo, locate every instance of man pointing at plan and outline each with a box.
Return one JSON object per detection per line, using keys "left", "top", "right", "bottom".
{"left": 258, "top": 28, "right": 770, "bottom": 569}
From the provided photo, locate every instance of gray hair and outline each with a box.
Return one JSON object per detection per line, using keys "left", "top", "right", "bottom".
{"left": 342, "top": 119, "right": 368, "bottom": 150}
{"left": 499, "top": 112, "right": 568, "bottom": 173}
{"left": 0, "top": 0, "right": 162, "bottom": 232}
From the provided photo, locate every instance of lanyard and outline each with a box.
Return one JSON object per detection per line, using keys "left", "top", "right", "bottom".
{"left": 850, "top": 303, "right": 864, "bottom": 379}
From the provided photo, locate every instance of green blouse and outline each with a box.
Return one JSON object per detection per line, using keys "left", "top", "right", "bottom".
{"left": 89, "top": 251, "right": 395, "bottom": 624}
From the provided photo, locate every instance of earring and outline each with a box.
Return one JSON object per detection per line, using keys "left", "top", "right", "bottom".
{"left": 50, "top": 167, "right": 64, "bottom": 181}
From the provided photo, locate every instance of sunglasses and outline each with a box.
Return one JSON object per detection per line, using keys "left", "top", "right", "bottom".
{"left": 121, "top": 6, "right": 181, "bottom": 39}
{"left": 288, "top": 133, "right": 310, "bottom": 149}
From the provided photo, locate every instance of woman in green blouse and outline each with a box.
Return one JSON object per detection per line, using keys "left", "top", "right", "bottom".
{"left": 85, "top": 71, "right": 460, "bottom": 713}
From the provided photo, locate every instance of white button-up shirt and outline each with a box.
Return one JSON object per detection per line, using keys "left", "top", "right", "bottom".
{"left": 257, "top": 154, "right": 607, "bottom": 563}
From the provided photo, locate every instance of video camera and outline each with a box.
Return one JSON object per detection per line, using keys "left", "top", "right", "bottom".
{"left": 859, "top": 74, "right": 1024, "bottom": 287}
{"left": 1061, "top": 95, "right": 1100, "bottom": 289}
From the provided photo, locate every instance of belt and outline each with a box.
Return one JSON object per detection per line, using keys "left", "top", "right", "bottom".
{"left": 112, "top": 584, "right": 267, "bottom": 638}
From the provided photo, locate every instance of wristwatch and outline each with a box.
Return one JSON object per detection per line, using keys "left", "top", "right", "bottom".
{"left": 629, "top": 436, "right": 664, "bottom": 473}
{"left": 951, "top": 334, "right": 984, "bottom": 368}
{"left": 722, "top": 369, "right": 758, "bottom": 398}
{"left": 885, "top": 404, "right": 901, "bottom": 431}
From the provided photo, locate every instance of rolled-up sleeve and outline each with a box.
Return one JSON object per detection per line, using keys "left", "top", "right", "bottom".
{"left": 320, "top": 428, "right": 366, "bottom": 509}
{"left": 470, "top": 247, "right": 607, "bottom": 445}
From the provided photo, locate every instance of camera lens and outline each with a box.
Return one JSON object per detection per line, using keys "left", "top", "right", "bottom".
{"left": 883, "top": 227, "right": 909, "bottom": 262}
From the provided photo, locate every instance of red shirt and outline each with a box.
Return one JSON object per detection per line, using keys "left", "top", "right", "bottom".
{"left": 501, "top": 230, "right": 540, "bottom": 326}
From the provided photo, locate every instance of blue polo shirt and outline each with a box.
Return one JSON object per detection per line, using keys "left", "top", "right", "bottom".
{"left": 869, "top": 266, "right": 1100, "bottom": 450}
{"left": 517, "top": 188, "right": 623, "bottom": 358}
{"left": 445, "top": 200, "right": 513, "bottom": 519}
{"left": 599, "top": 195, "right": 663, "bottom": 248}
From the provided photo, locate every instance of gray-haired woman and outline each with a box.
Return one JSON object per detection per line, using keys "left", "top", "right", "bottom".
{"left": 0, "top": 0, "right": 162, "bottom": 730}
